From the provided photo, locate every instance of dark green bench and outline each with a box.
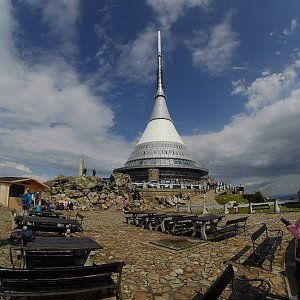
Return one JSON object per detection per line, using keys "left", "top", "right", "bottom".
{"left": 244, "top": 224, "right": 283, "bottom": 271}
{"left": 0, "top": 262, "right": 125, "bottom": 299}
{"left": 191, "top": 263, "right": 288, "bottom": 299}
{"left": 214, "top": 216, "right": 248, "bottom": 240}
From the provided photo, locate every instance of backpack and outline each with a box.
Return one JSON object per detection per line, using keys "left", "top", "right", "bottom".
{"left": 8, "top": 232, "right": 22, "bottom": 246}
{"left": 20, "top": 229, "right": 35, "bottom": 245}
{"left": 22, "top": 193, "right": 28, "bottom": 205}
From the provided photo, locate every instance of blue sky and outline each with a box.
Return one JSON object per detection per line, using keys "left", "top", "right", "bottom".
{"left": 1, "top": 0, "right": 300, "bottom": 196}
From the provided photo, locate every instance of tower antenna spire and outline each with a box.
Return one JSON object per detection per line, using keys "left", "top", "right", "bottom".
{"left": 156, "top": 31, "right": 165, "bottom": 98}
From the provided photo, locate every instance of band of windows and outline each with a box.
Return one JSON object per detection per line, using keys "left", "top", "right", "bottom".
{"left": 125, "top": 158, "right": 198, "bottom": 168}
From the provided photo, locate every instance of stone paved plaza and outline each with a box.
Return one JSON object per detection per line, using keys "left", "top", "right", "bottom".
{"left": 0, "top": 206, "right": 297, "bottom": 299}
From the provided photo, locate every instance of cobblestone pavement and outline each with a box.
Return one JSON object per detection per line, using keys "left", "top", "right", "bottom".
{"left": 0, "top": 206, "right": 297, "bottom": 300}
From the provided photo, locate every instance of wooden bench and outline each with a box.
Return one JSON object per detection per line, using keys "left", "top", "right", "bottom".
{"left": 213, "top": 216, "right": 248, "bottom": 240}
{"left": 251, "top": 203, "right": 271, "bottom": 213}
{"left": 123, "top": 211, "right": 136, "bottom": 224}
{"left": 75, "top": 212, "right": 85, "bottom": 226}
{"left": 25, "top": 250, "right": 89, "bottom": 269}
{"left": 0, "top": 262, "right": 125, "bottom": 299}
{"left": 244, "top": 223, "right": 283, "bottom": 271}
{"left": 14, "top": 215, "right": 83, "bottom": 234}
{"left": 135, "top": 214, "right": 159, "bottom": 229}
{"left": 191, "top": 263, "right": 288, "bottom": 299}
{"left": 15, "top": 223, "right": 83, "bottom": 234}
{"left": 170, "top": 216, "right": 193, "bottom": 235}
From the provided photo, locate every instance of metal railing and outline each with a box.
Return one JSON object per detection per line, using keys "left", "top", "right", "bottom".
{"left": 175, "top": 200, "right": 299, "bottom": 214}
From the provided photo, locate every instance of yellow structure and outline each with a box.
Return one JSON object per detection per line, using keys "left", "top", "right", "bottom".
{"left": 0, "top": 177, "right": 48, "bottom": 210}
{"left": 79, "top": 155, "right": 85, "bottom": 176}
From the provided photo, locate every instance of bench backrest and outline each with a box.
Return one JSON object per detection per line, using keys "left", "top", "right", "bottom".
{"left": 198, "top": 264, "right": 234, "bottom": 299}
{"left": 0, "top": 262, "right": 125, "bottom": 280}
{"left": 25, "top": 250, "right": 88, "bottom": 269}
{"left": 225, "top": 216, "right": 248, "bottom": 226}
{"left": 251, "top": 224, "right": 267, "bottom": 241}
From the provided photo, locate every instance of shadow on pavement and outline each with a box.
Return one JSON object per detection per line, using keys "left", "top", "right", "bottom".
{"left": 285, "top": 238, "right": 297, "bottom": 297}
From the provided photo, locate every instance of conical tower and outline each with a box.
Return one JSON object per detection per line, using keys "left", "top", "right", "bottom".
{"left": 115, "top": 31, "right": 208, "bottom": 183}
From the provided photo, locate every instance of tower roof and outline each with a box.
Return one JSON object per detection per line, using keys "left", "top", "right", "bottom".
{"left": 137, "top": 31, "right": 181, "bottom": 145}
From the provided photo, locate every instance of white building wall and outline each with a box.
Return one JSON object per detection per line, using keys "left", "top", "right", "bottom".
{"left": 0, "top": 183, "right": 9, "bottom": 206}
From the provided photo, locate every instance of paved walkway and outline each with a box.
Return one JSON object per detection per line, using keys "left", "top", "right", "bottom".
{"left": 0, "top": 206, "right": 298, "bottom": 299}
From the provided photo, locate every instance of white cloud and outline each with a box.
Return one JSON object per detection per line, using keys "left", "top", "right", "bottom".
{"left": 97, "top": 0, "right": 213, "bottom": 86}
{"left": 0, "top": 1, "right": 132, "bottom": 179}
{"left": 116, "top": 26, "right": 157, "bottom": 84}
{"left": 283, "top": 18, "right": 298, "bottom": 36}
{"left": 0, "top": 160, "right": 31, "bottom": 174}
{"left": 231, "top": 79, "right": 246, "bottom": 95}
{"left": 146, "top": 0, "right": 212, "bottom": 31}
{"left": 185, "top": 14, "right": 240, "bottom": 76}
{"left": 232, "top": 61, "right": 300, "bottom": 111}
{"left": 184, "top": 60, "right": 300, "bottom": 195}
{"left": 232, "top": 66, "right": 248, "bottom": 70}
{"left": 20, "top": 0, "right": 81, "bottom": 58}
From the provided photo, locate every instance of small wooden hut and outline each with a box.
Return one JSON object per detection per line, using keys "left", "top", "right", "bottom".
{"left": 0, "top": 177, "right": 48, "bottom": 209}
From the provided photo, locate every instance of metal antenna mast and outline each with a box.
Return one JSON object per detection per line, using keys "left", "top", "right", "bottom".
{"left": 156, "top": 31, "right": 165, "bottom": 98}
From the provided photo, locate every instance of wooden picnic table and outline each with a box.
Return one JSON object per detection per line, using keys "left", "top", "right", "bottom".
{"left": 28, "top": 210, "right": 65, "bottom": 218}
{"left": 14, "top": 215, "right": 83, "bottom": 234}
{"left": 148, "top": 213, "right": 185, "bottom": 232}
{"left": 170, "top": 214, "right": 225, "bottom": 240}
{"left": 124, "top": 210, "right": 161, "bottom": 225}
{"left": 9, "top": 236, "right": 103, "bottom": 269}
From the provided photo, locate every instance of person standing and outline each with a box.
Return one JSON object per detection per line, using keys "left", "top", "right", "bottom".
{"left": 122, "top": 198, "right": 129, "bottom": 211}
{"left": 21, "top": 189, "right": 30, "bottom": 215}
{"left": 286, "top": 189, "right": 300, "bottom": 300}
{"left": 67, "top": 200, "right": 74, "bottom": 211}
{"left": 34, "top": 191, "right": 40, "bottom": 206}
{"left": 92, "top": 169, "right": 96, "bottom": 176}
{"left": 233, "top": 203, "right": 239, "bottom": 214}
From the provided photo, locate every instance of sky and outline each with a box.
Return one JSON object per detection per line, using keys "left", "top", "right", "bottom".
{"left": 0, "top": 0, "right": 300, "bottom": 197}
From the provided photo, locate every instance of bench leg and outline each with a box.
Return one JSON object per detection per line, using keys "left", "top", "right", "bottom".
{"left": 84, "top": 250, "right": 95, "bottom": 266}
{"left": 268, "top": 255, "right": 274, "bottom": 272}
{"left": 200, "top": 223, "right": 207, "bottom": 240}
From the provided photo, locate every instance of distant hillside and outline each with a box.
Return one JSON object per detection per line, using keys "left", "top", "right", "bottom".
{"left": 268, "top": 193, "right": 297, "bottom": 201}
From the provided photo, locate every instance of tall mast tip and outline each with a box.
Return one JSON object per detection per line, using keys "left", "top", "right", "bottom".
{"left": 157, "top": 31, "right": 161, "bottom": 54}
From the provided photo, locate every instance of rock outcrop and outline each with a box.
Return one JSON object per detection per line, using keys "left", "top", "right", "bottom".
{"left": 44, "top": 173, "right": 133, "bottom": 211}
{"left": 43, "top": 173, "right": 217, "bottom": 211}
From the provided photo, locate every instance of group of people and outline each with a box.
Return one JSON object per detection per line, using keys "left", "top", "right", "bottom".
{"left": 82, "top": 168, "right": 97, "bottom": 176}
{"left": 21, "top": 189, "right": 50, "bottom": 214}
{"left": 56, "top": 200, "right": 74, "bottom": 211}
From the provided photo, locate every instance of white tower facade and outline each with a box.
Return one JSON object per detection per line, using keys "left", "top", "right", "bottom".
{"left": 115, "top": 31, "right": 208, "bottom": 182}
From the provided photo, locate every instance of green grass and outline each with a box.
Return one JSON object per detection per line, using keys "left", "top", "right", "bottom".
{"left": 227, "top": 207, "right": 249, "bottom": 214}
{"left": 215, "top": 194, "right": 248, "bottom": 205}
